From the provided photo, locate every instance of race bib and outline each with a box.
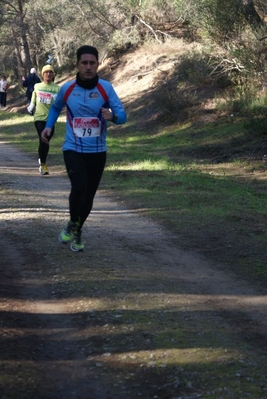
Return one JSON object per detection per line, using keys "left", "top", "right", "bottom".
{"left": 38, "top": 91, "right": 52, "bottom": 104}
{"left": 73, "top": 117, "right": 101, "bottom": 137}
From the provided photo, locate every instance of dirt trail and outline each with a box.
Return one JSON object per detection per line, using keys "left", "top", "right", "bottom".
{"left": 1, "top": 141, "right": 267, "bottom": 398}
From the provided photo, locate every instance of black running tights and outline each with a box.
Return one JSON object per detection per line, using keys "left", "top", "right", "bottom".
{"left": 63, "top": 150, "right": 106, "bottom": 230}
{"left": 34, "top": 120, "right": 55, "bottom": 164}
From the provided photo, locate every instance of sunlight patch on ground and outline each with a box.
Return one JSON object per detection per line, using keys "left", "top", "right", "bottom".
{"left": 1, "top": 294, "right": 266, "bottom": 314}
{"left": 91, "top": 347, "right": 241, "bottom": 366}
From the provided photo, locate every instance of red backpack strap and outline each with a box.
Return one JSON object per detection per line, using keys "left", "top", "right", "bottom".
{"left": 64, "top": 81, "right": 76, "bottom": 102}
{"left": 97, "top": 82, "right": 108, "bottom": 103}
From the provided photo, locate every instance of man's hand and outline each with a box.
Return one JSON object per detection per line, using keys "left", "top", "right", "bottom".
{"left": 101, "top": 107, "right": 113, "bottom": 121}
{"left": 41, "top": 128, "right": 52, "bottom": 144}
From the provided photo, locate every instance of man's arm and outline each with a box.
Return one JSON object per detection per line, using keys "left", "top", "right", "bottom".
{"left": 22, "top": 77, "right": 29, "bottom": 88}
{"left": 41, "top": 128, "right": 52, "bottom": 144}
{"left": 41, "top": 87, "right": 66, "bottom": 143}
{"left": 45, "top": 86, "right": 66, "bottom": 129}
{"left": 107, "top": 84, "right": 127, "bottom": 124}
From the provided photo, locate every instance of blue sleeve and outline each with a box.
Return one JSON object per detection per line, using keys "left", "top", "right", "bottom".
{"left": 101, "top": 81, "right": 127, "bottom": 124}
{"left": 109, "top": 88, "right": 127, "bottom": 124}
{"left": 45, "top": 86, "right": 66, "bottom": 129}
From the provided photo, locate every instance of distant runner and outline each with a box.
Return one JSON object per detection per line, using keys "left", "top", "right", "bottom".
{"left": 27, "top": 65, "right": 60, "bottom": 176}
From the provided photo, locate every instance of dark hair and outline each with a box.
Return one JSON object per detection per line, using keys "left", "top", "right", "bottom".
{"left": 77, "top": 45, "right": 98, "bottom": 62}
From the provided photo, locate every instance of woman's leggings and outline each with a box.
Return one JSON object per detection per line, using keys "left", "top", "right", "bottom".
{"left": 34, "top": 121, "right": 54, "bottom": 163}
{"left": 63, "top": 150, "right": 107, "bottom": 230}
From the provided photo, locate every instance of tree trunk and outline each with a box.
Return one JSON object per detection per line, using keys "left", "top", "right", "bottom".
{"left": 242, "top": 0, "right": 263, "bottom": 30}
{"left": 0, "top": 0, "right": 33, "bottom": 74}
{"left": 17, "top": 0, "right": 32, "bottom": 71}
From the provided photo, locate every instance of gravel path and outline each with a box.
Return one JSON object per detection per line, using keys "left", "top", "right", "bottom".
{"left": 1, "top": 141, "right": 267, "bottom": 399}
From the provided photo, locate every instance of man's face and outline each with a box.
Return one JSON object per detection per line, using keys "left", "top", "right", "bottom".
{"left": 43, "top": 71, "right": 54, "bottom": 84}
{"left": 77, "top": 54, "right": 99, "bottom": 80}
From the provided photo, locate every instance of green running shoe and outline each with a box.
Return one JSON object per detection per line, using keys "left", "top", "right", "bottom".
{"left": 39, "top": 163, "right": 49, "bottom": 175}
{"left": 59, "top": 221, "right": 79, "bottom": 243}
{"left": 70, "top": 230, "right": 84, "bottom": 252}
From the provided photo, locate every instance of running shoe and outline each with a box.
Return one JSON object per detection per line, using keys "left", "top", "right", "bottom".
{"left": 59, "top": 221, "right": 79, "bottom": 243}
{"left": 70, "top": 230, "right": 84, "bottom": 252}
{"left": 39, "top": 163, "right": 49, "bottom": 175}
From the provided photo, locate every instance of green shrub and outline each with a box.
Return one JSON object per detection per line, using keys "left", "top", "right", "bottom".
{"left": 153, "top": 81, "right": 199, "bottom": 121}
{"left": 177, "top": 50, "right": 212, "bottom": 85}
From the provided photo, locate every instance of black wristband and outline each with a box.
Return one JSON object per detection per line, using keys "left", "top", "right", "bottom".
{"left": 112, "top": 113, "right": 118, "bottom": 123}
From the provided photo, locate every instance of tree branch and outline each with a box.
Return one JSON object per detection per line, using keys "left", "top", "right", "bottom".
{"left": 134, "top": 14, "right": 163, "bottom": 44}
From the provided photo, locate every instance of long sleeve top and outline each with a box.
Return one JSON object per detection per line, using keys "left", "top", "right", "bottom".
{"left": 0, "top": 79, "right": 8, "bottom": 93}
{"left": 31, "top": 81, "right": 60, "bottom": 122}
{"left": 45, "top": 78, "right": 127, "bottom": 153}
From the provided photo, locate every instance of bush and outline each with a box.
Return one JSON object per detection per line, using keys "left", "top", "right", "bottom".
{"left": 153, "top": 81, "right": 199, "bottom": 121}
{"left": 177, "top": 50, "right": 213, "bottom": 85}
